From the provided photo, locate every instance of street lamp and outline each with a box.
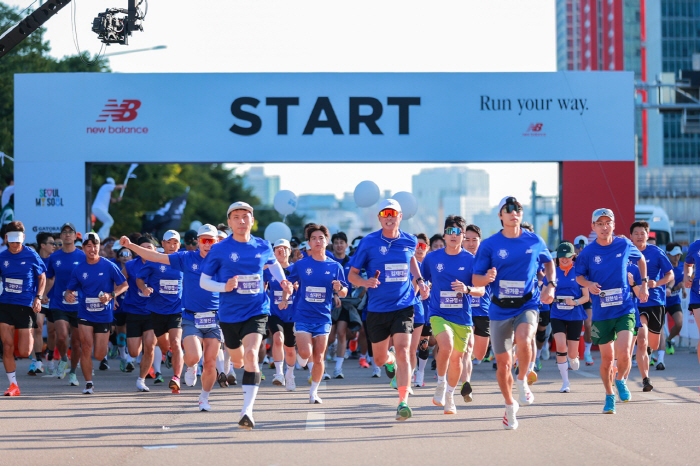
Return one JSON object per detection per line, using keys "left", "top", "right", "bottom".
{"left": 103, "top": 45, "right": 166, "bottom": 57}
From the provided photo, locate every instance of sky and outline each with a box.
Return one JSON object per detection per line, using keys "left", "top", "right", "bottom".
{"left": 7, "top": 0, "right": 559, "bottom": 205}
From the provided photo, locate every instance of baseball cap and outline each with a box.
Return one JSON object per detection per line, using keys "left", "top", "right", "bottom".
{"left": 556, "top": 242, "right": 576, "bottom": 258}
{"left": 60, "top": 222, "right": 76, "bottom": 233}
{"left": 498, "top": 196, "right": 520, "bottom": 212}
{"left": 592, "top": 208, "right": 615, "bottom": 223}
{"left": 217, "top": 230, "right": 228, "bottom": 240}
{"left": 227, "top": 201, "right": 254, "bottom": 216}
{"left": 378, "top": 199, "right": 401, "bottom": 213}
{"left": 273, "top": 239, "right": 291, "bottom": 249}
{"left": 106, "top": 177, "right": 115, "bottom": 184}
{"left": 75, "top": 239, "right": 83, "bottom": 247}
{"left": 197, "top": 224, "right": 218, "bottom": 237}
{"left": 574, "top": 235, "right": 589, "bottom": 248}
{"left": 668, "top": 245, "right": 682, "bottom": 256}
{"left": 6, "top": 231, "right": 24, "bottom": 243}
{"left": 112, "top": 241, "right": 122, "bottom": 251}
{"left": 184, "top": 229, "right": 197, "bottom": 243}
{"left": 648, "top": 231, "right": 657, "bottom": 239}
{"left": 299, "top": 241, "right": 309, "bottom": 250}
{"left": 162, "top": 230, "right": 180, "bottom": 242}
{"left": 84, "top": 232, "right": 100, "bottom": 244}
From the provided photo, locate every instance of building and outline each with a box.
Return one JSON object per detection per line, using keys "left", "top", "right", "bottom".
{"left": 242, "top": 166, "right": 280, "bottom": 206}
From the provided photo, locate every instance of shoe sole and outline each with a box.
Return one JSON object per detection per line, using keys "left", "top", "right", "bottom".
{"left": 432, "top": 400, "right": 444, "bottom": 407}
{"left": 603, "top": 410, "right": 616, "bottom": 414}
{"left": 463, "top": 395, "right": 473, "bottom": 402}
{"left": 238, "top": 418, "right": 254, "bottom": 430}
{"left": 643, "top": 385, "right": 654, "bottom": 392}
{"left": 272, "top": 380, "right": 284, "bottom": 386}
{"left": 396, "top": 408, "right": 412, "bottom": 421}
{"left": 138, "top": 388, "right": 150, "bottom": 392}
{"left": 444, "top": 409, "right": 456, "bottom": 414}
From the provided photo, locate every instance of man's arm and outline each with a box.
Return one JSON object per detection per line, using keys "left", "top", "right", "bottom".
{"left": 119, "top": 237, "right": 170, "bottom": 265}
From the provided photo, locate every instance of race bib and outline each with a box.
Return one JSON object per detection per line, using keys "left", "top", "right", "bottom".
{"left": 385, "top": 263, "right": 408, "bottom": 282}
{"left": 670, "top": 289, "right": 681, "bottom": 297}
{"left": 159, "top": 279, "right": 179, "bottom": 295}
{"left": 469, "top": 295, "right": 480, "bottom": 308}
{"left": 273, "top": 290, "right": 293, "bottom": 305}
{"left": 194, "top": 311, "right": 216, "bottom": 329}
{"left": 498, "top": 280, "right": 525, "bottom": 299}
{"left": 440, "top": 290, "right": 463, "bottom": 309}
{"left": 555, "top": 295, "right": 575, "bottom": 311}
{"left": 237, "top": 274, "right": 261, "bottom": 294}
{"left": 305, "top": 286, "right": 326, "bottom": 303}
{"left": 599, "top": 288, "right": 623, "bottom": 308}
{"left": 62, "top": 291, "right": 78, "bottom": 305}
{"left": 85, "top": 297, "right": 105, "bottom": 313}
{"left": 4, "top": 278, "right": 23, "bottom": 294}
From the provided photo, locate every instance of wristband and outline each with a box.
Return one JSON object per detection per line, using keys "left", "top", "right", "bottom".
{"left": 641, "top": 277, "right": 649, "bottom": 283}
{"left": 416, "top": 277, "right": 424, "bottom": 284}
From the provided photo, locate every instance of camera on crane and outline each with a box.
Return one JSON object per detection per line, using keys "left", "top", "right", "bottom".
{"left": 92, "top": 0, "right": 146, "bottom": 45}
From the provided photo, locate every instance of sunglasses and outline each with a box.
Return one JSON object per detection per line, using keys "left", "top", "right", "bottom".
{"left": 444, "top": 227, "right": 462, "bottom": 236}
{"left": 185, "top": 240, "right": 198, "bottom": 245}
{"left": 503, "top": 203, "right": 523, "bottom": 214}
{"left": 119, "top": 252, "right": 132, "bottom": 257}
{"left": 416, "top": 243, "right": 428, "bottom": 251}
{"left": 199, "top": 238, "right": 216, "bottom": 245}
{"left": 379, "top": 209, "right": 399, "bottom": 218}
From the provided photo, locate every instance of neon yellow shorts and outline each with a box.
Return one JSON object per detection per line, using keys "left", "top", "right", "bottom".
{"left": 429, "top": 316, "right": 472, "bottom": 353}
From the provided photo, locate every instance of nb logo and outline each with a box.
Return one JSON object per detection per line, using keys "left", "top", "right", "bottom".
{"left": 97, "top": 99, "right": 141, "bottom": 123}
{"left": 526, "top": 123, "right": 543, "bottom": 132}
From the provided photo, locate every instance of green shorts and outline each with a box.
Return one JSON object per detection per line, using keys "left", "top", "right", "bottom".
{"left": 429, "top": 316, "right": 472, "bottom": 353}
{"left": 591, "top": 313, "right": 635, "bottom": 345}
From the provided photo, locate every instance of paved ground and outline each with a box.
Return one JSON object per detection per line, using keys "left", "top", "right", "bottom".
{"left": 1, "top": 350, "right": 698, "bottom": 466}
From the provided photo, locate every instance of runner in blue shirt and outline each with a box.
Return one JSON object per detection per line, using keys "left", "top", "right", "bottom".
{"left": 663, "top": 243, "right": 685, "bottom": 357}
{"left": 29, "top": 231, "right": 54, "bottom": 376}
{"left": 473, "top": 196, "right": 555, "bottom": 430}
{"left": 281, "top": 224, "right": 347, "bottom": 404}
{"left": 113, "top": 245, "right": 135, "bottom": 373}
{"left": 137, "top": 230, "right": 185, "bottom": 393}
{"left": 348, "top": 199, "right": 429, "bottom": 422}
{"left": 630, "top": 221, "right": 673, "bottom": 392}
{"left": 0, "top": 221, "right": 46, "bottom": 397}
{"left": 575, "top": 208, "right": 649, "bottom": 414}
{"left": 412, "top": 233, "right": 431, "bottom": 388}
{"left": 422, "top": 215, "right": 484, "bottom": 415}
{"left": 121, "top": 224, "right": 223, "bottom": 410}
{"left": 65, "top": 233, "right": 127, "bottom": 395}
{"left": 199, "top": 201, "right": 290, "bottom": 430}
{"left": 683, "top": 238, "right": 700, "bottom": 377}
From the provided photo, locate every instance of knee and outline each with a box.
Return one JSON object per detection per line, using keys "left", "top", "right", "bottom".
{"left": 203, "top": 358, "right": 216, "bottom": 371}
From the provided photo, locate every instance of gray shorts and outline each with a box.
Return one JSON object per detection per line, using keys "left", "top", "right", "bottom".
{"left": 182, "top": 318, "right": 223, "bottom": 342}
{"left": 489, "top": 309, "right": 538, "bottom": 355}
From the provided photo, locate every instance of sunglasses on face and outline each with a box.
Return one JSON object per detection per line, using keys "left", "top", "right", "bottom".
{"left": 416, "top": 243, "right": 428, "bottom": 251}
{"left": 119, "top": 252, "right": 132, "bottom": 258}
{"left": 185, "top": 240, "right": 197, "bottom": 245}
{"left": 199, "top": 238, "right": 216, "bottom": 245}
{"left": 444, "top": 227, "right": 462, "bottom": 236}
{"left": 379, "top": 209, "right": 399, "bottom": 218}
{"left": 503, "top": 203, "right": 523, "bottom": 214}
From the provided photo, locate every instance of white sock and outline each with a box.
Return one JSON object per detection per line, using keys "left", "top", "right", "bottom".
{"left": 118, "top": 345, "right": 127, "bottom": 360}
{"left": 361, "top": 352, "right": 368, "bottom": 360}
{"left": 6, "top": 371, "right": 16, "bottom": 386}
{"left": 274, "top": 361, "right": 283, "bottom": 376}
{"left": 446, "top": 384, "right": 455, "bottom": 394}
{"left": 527, "top": 361, "right": 535, "bottom": 373}
{"left": 536, "top": 349, "right": 542, "bottom": 361}
{"left": 153, "top": 347, "right": 163, "bottom": 373}
{"left": 137, "top": 377, "right": 145, "bottom": 383}
{"left": 335, "top": 358, "right": 344, "bottom": 371}
{"left": 216, "top": 350, "right": 225, "bottom": 374}
{"left": 285, "top": 364, "right": 294, "bottom": 376}
{"left": 307, "top": 361, "right": 314, "bottom": 372}
{"left": 657, "top": 350, "right": 665, "bottom": 364}
{"left": 558, "top": 362, "right": 569, "bottom": 385}
{"left": 569, "top": 356, "right": 580, "bottom": 371}
{"left": 223, "top": 348, "right": 231, "bottom": 373}
{"left": 310, "top": 380, "right": 320, "bottom": 397}
{"left": 585, "top": 342, "right": 592, "bottom": 354}
{"left": 437, "top": 374, "right": 445, "bottom": 384}
{"left": 126, "top": 354, "right": 134, "bottom": 363}
{"left": 417, "top": 357, "right": 427, "bottom": 375}
{"left": 297, "top": 353, "right": 308, "bottom": 367}
{"left": 240, "top": 384, "right": 259, "bottom": 417}
{"left": 371, "top": 358, "right": 379, "bottom": 369}
{"left": 199, "top": 389, "right": 210, "bottom": 401}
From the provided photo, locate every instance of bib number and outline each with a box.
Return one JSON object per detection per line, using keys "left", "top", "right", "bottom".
{"left": 62, "top": 291, "right": 78, "bottom": 305}
{"left": 237, "top": 274, "right": 261, "bottom": 295}
{"left": 85, "top": 297, "right": 105, "bottom": 313}
{"left": 305, "top": 286, "right": 326, "bottom": 303}
{"left": 469, "top": 295, "right": 480, "bottom": 308}
{"left": 498, "top": 280, "right": 525, "bottom": 299}
{"left": 273, "top": 290, "right": 293, "bottom": 305}
{"left": 4, "top": 278, "right": 22, "bottom": 294}
{"left": 439, "top": 291, "right": 463, "bottom": 309}
{"left": 599, "top": 288, "right": 623, "bottom": 308}
{"left": 385, "top": 264, "right": 408, "bottom": 282}
{"left": 555, "top": 295, "right": 574, "bottom": 310}
{"left": 194, "top": 311, "right": 216, "bottom": 329}
{"left": 159, "top": 279, "right": 179, "bottom": 295}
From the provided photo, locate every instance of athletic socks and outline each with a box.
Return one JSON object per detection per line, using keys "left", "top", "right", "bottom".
{"left": 657, "top": 350, "right": 665, "bottom": 364}
{"left": 417, "top": 357, "right": 427, "bottom": 375}
{"left": 285, "top": 363, "right": 294, "bottom": 377}
{"left": 536, "top": 349, "right": 542, "bottom": 362}
{"left": 274, "top": 361, "right": 283, "bottom": 376}
{"left": 35, "top": 352, "right": 43, "bottom": 362}
{"left": 241, "top": 371, "right": 261, "bottom": 417}
{"left": 335, "top": 358, "right": 344, "bottom": 371}
{"left": 153, "top": 346, "right": 163, "bottom": 373}
{"left": 307, "top": 362, "right": 314, "bottom": 373}
{"left": 558, "top": 362, "right": 569, "bottom": 384}
{"left": 6, "top": 371, "right": 16, "bottom": 386}
{"left": 398, "top": 386, "right": 409, "bottom": 404}
{"left": 215, "top": 350, "right": 225, "bottom": 374}
{"left": 296, "top": 353, "right": 308, "bottom": 367}
{"left": 310, "top": 380, "right": 320, "bottom": 397}
{"left": 437, "top": 375, "right": 446, "bottom": 385}
{"left": 569, "top": 357, "right": 580, "bottom": 371}
{"left": 199, "top": 389, "right": 210, "bottom": 402}
{"left": 118, "top": 346, "right": 127, "bottom": 360}
{"left": 527, "top": 362, "right": 535, "bottom": 374}
{"left": 584, "top": 342, "right": 592, "bottom": 354}
{"left": 446, "top": 384, "right": 456, "bottom": 394}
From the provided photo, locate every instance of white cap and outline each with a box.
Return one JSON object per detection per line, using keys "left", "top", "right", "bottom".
{"left": 162, "top": 230, "right": 180, "bottom": 242}
{"left": 273, "top": 239, "right": 291, "bottom": 249}
{"left": 378, "top": 199, "right": 401, "bottom": 213}
{"left": 592, "top": 208, "right": 615, "bottom": 223}
{"left": 197, "top": 224, "right": 218, "bottom": 237}
{"left": 106, "top": 177, "right": 115, "bottom": 184}
{"left": 6, "top": 231, "right": 24, "bottom": 243}
{"left": 498, "top": 196, "right": 519, "bottom": 212}
{"left": 217, "top": 230, "right": 228, "bottom": 240}
{"left": 112, "top": 241, "right": 122, "bottom": 251}
{"left": 299, "top": 241, "right": 309, "bottom": 250}
{"left": 227, "top": 201, "right": 254, "bottom": 216}
{"left": 574, "top": 235, "right": 589, "bottom": 247}
{"left": 668, "top": 246, "right": 682, "bottom": 256}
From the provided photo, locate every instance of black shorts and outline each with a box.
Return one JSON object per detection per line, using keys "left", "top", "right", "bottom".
{"left": 52, "top": 309, "right": 79, "bottom": 329}
{"left": 151, "top": 312, "right": 182, "bottom": 338}
{"left": 538, "top": 310, "right": 551, "bottom": 327}
{"left": 473, "top": 316, "right": 491, "bottom": 338}
{"left": 268, "top": 314, "right": 296, "bottom": 348}
{"left": 551, "top": 318, "right": 583, "bottom": 341}
{"left": 221, "top": 314, "right": 268, "bottom": 350}
{"left": 667, "top": 303, "right": 683, "bottom": 316}
{"left": 690, "top": 303, "right": 700, "bottom": 313}
{"left": 41, "top": 307, "right": 55, "bottom": 323}
{"left": 0, "top": 303, "right": 35, "bottom": 329}
{"left": 78, "top": 319, "right": 111, "bottom": 334}
{"left": 583, "top": 301, "right": 592, "bottom": 310}
{"left": 332, "top": 306, "right": 351, "bottom": 324}
{"left": 113, "top": 312, "right": 127, "bottom": 327}
{"left": 365, "top": 306, "right": 414, "bottom": 344}
{"left": 126, "top": 313, "right": 154, "bottom": 339}
{"left": 639, "top": 305, "right": 665, "bottom": 334}
{"left": 421, "top": 322, "right": 432, "bottom": 337}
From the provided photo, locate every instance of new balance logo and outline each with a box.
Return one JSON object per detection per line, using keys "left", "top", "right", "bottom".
{"left": 97, "top": 99, "right": 141, "bottom": 122}
{"left": 458, "top": 267, "right": 465, "bottom": 270}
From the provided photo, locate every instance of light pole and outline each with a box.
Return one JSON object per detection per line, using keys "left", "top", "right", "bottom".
{"left": 103, "top": 45, "right": 166, "bottom": 57}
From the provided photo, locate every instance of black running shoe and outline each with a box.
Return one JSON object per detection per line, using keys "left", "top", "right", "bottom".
{"left": 125, "top": 361, "right": 135, "bottom": 372}
{"left": 227, "top": 372, "right": 237, "bottom": 386}
{"left": 431, "top": 358, "right": 437, "bottom": 371}
{"left": 642, "top": 377, "right": 654, "bottom": 392}
{"left": 460, "top": 381, "right": 473, "bottom": 402}
{"left": 217, "top": 371, "right": 229, "bottom": 388}
{"left": 656, "top": 362, "right": 666, "bottom": 371}
{"left": 99, "top": 359, "right": 109, "bottom": 371}
{"left": 164, "top": 350, "right": 173, "bottom": 369}
{"left": 238, "top": 414, "right": 255, "bottom": 430}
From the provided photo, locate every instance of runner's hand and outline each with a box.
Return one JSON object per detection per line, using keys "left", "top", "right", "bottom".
{"left": 278, "top": 300, "right": 288, "bottom": 310}
{"left": 41, "top": 296, "right": 49, "bottom": 305}
{"left": 32, "top": 297, "right": 41, "bottom": 313}
{"left": 587, "top": 282, "right": 602, "bottom": 295}
{"left": 119, "top": 236, "right": 132, "bottom": 248}
{"left": 280, "top": 279, "right": 293, "bottom": 295}
{"left": 65, "top": 291, "right": 77, "bottom": 303}
{"left": 451, "top": 280, "right": 467, "bottom": 293}
{"left": 99, "top": 292, "right": 111, "bottom": 304}
{"left": 541, "top": 285, "right": 555, "bottom": 305}
{"left": 638, "top": 284, "right": 650, "bottom": 303}
{"left": 627, "top": 272, "right": 635, "bottom": 286}
{"left": 418, "top": 281, "right": 429, "bottom": 299}
{"left": 366, "top": 277, "right": 380, "bottom": 288}
{"left": 564, "top": 298, "right": 577, "bottom": 306}
{"left": 485, "top": 267, "right": 497, "bottom": 283}
{"left": 141, "top": 287, "right": 153, "bottom": 297}
{"left": 225, "top": 276, "right": 238, "bottom": 292}
{"left": 332, "top": 280, "right": 342, "bottom": 292}
{"left": 333, "top": 295, "right": 341, "bottom": 308}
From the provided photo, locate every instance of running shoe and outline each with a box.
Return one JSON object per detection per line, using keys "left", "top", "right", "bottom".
{"left": 4, "top": 383, "right": 20, "bottom": 397}
{"left": 431, "top": 359, "right": 437, "bottom": 371}
{"left": 333, "top": 369, "right": 344, "bottom": 379}
{"left": 642, "top": 377, "right": 654, "bottom": 392}
{"left": 472, "top": 358, "right": 481, "bottom": 366}
{"left": 309, "top": 394, "right": 323, "bottom": 404}
{"left": 390, "top": 377, "right": 397, "bottom": 390}
{"left": 308, "top": 375, "right": 313, "bottom": 385}
{"left": 414, "top": 370, "right": 425, "bottom": 388}
{"left": 666, "top": 340, "right": 675, "bottom": 355}
{"left": 83, "top": 382, "right": 94, "bottom": 395}
{"left": 125, "top": 361, "right": 135, "bottom": 372}
{"left": 169, "top": 377, "right": 181, "bottom": 393}
{"left": 517, "top": 381, "right": 534, "bottom": 405}
{"left": 56, "top": 360, "right": 68, "bottom": 379}
{"left": 433, "top": 380, "right": 446, "bottom": 406}
{"left": 656, "top": 361, "right": 666, "bottom": 371}
{"left": 185, "top": 367, "right": 198, "bottom": 387}
{"left": 444, "top": 391, "right": 457, "bottom": 414}
{"left": 534, "top": 359, "right": 542, "bottom": 372}
{"left": 164, "top": 350, "right": 173, "bottom": 369}
{"left": 541, "top": 345, "right": 550, "bottom": 361}
{"left": 227, "top": 371, "right": 237, "bottom": 386}
{"left": 560, "top": 382, "right": 570, "bottom": 393}
{"left": 69, "top": 372, "right": 79, "bottom": 386}
{"left": 199, "top": 399, "right": 211, "bottom": 412}
{"left": 460, "top": 381, "right": 473, "bottom": 403}
{"left": 27, "top": 360, "right": 36, "bottom": 375}
{"left": 584, "top": 352, "right": 594, "bottom": 366}
{"left": 99, "top": 359, "right": 109, "bottom": 371}
{"left": 120, "top": 359, "right": 127, "bottom": 372}
{"left": 384, "top": 348, "right": 397, "bottom": 379}
{"left": 238, "top": 413, "right": 255, "bottom": 430}
{"left": 154, "top": 372, "right": 164, "bottom": 384}
{"left": 285, "top": 373, "right": 296, "bottom": 391}
{"left": 396, "top": 402, "right": 412, "bottom": 421}
{"left": 34, "top": 360, "right": 44, "bottom": 374}
{"left": 358, "top": 357, "right": 370, "bottom": 368}
{"left": 217, "top": 372, "right": 229, "bottom": 388}
{"left": 136, "top": 378, "right": 150, "bottom": 392}
{"left": 650, "top": 356, "right": 656, "bottom": 366}
{"left": 371, "top": 366, "right": 381, "bottom": 378}
{"left": 603, "top": 394, "right": 616, "bottom": 414}
{"left": 322, "top": 372, "right": 331, "bottom": 381}
{"left": 272, "top": 373, "right": 285, "bottom": 386}
{"left": 503, "top": 401, "right": 519, "bottom": 430}
{"left": 616, "top": 378, "right": 631, "bottom": 402}
{"left": 527, "top": 370, "right": 538, "bottom": 385}
{"left": 261, "top": 373, "right": 266, "bottom": 381}
{"left": 492, "top": 361, "right": 497, "bottom": 370}
{"left": 146, "top": 367, "right": 156, "bottom": 379}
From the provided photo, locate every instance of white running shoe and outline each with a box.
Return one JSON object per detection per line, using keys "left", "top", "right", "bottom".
{"left": 444, "top": 391, "right": 456, "bottom": 414}
{"left": 309, "top": 393, "right": 323, "bottom": 404}
{"left": 69, "top": 372, "right": 79, "bottom": 386}
{"left": 136, "top": 378, "right": 150, "bottom": 392}
{"left": 272, "top": 373, "right": 285, "bottom": 386}
{"left": 322, "top": 372, "right": 331, "bottom": 380}
{"left": 371, "top": 366, "right": 381, "bottom": 378}
{"left": 285, "top": 373, "right": 296, "bottom": 391}
{"left": 503, "top": 401, "right": 520, "bottom": 430}
{"left": 433, "top": 380, "right": 446, "bottom": 407}
{"left": 332, "top": 368, "right": 344, "bottom": 379}
{"left": 34, "top": 360, "right": 44, "bottom": 374}
{"left": 82, "top": 383, "right": 94, "bottom": 395}
{"left": 56, "top": 360, "right": 68, "bottom": 379}
{"left": 184, "top": 366, "right": 198, "bottom": 387}
{"left": 199, "top": 399, "right": 211, "bottom": 411}
{"left": 517, "top": 380, "right": 535, "bottom": 405}
{"left": 560, "top": 382, "right": 571, "bottom": 393}
{"left": 414, "top": 370, "right": 425, "bottom": 388}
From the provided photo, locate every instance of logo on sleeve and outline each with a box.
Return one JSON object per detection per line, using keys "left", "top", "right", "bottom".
{"left": 255, "top": 253, "right": 261, "bottom": 258}
{"left": 616, "top": 254, "right": 622, "bottom": 257}
{"left": 379, "top": 246, "right": 389, "bottom": 255}
{"left": 594, "top": 256, "right": 602, "bottom": 264}
{"left": 98, "top": 273, "right": 103, "bottom": 276}
{"left": 436, "top": 263, "right": 444, "bottom": 273}
{"left": 525, "top": 249, "right": 532, "bottom": 254}
{"left": 497, "top": 249, "right": 508, "bottom": 259}
{"left": 230, "top": 253, "right": 239, "bottom": 262}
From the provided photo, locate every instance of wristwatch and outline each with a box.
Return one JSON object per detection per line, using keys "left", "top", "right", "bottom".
{"left": 549, "top": 280, "right": 558, "bottom": 288}
{"left": 574, "top": 299, "right": 579, "bottom": 306}
{"left": 416, "top": 277, "right": 424, "bottom": 284}
{"left": 465, "top": 286, "right": 472, "bottom": 295}
{"left": 110, "top": 292, "right": 116, "bottom": 298}
{"left": 641, "top": 277, "right": 649, "bottom": 283}
{"left": 35, "top": 295, "right": 43, "bottom": 300}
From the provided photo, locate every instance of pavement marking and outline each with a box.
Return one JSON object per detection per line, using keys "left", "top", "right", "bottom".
{"left": 305, "top": 412, "right": 325, "bottom": 431}
{"left": 143, "top": 445, "right": 178, "bottom": 450}
{"left": 573, "top": 370, "right": 597, "bottom": 378}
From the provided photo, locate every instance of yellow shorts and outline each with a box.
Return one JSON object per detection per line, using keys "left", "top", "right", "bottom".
{"left": 430, "top": 316, "right": 472, "bottom": 353}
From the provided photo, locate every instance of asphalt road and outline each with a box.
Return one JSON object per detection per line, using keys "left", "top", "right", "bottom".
{"left": 1, "top": 350, "right": 698, "bottom": 466}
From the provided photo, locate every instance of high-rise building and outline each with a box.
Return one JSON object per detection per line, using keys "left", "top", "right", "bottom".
{"left": 242, "top": 166, "right": 280, "bottom": 206}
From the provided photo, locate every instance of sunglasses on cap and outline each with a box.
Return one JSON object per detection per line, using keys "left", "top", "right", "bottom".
{"left": 379, "top": 209, "right": 399, "bottom": 218}
{"left": 444, "top": 227, "right": 462, "bottom": 236}
{"left": 199, "top": 237, "right": 216, "bottom": 245}
{"left": 416, "top": 243, "right": 428, "bottom": 251}
{"left": 502, "top": 198, "right": 523, "bottom": 214}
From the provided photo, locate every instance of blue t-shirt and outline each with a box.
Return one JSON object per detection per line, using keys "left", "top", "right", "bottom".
{"left": 264, "top": 267, "right": 295, "bottom": 323}
{"left": 287, "top": 256, "right": 346, "bottom": 326}
{"left": 546, "top": 267, "right": 585, "bottom": 321}
{"left": 666, "top": 263, "right": 685, "bottom": 307}
{"left": 331, "top": 253, "right": 355, "bottom": 292}
{"left": 67, "top": 258, "right": 126, "bottom": 323}
{"left": 412, "top": 261, "right": 425, "bottom": 324}
{"left": 472, "top": 230, "right": 553, "bottom": 320}
{"left": 422, "top": 248, "right": 476, "bottom": 326}
{"left": 200, "top": 235, "right": 276, "bottom": 324}
{"left": 469, "top": 284, "right": 491, "bottom": 318}
{"left": 46, "top": 249, "right": 86, "bottom": 313}
{"left": 628, "top": 261, "right": 643, "bottom": 327}
{"left": 122, "top": 259, "right": 150, "bottom": 316}
{"left": 169, "top": 250, "right": 219, "bottom": 320}
{"left": 0, "top": 247, "right": 47, "bottom": 307}
{"left": 138, "top": 261, "right": 183, "bottom": 315}
{"left": 574, "top": 236, "right": 642, "bottom": 321}
{"left": 348, "top": 230, "right": 418, "bottom": 314}
{"left": 638, "top": 244, "right": 673, "bottom": 308}
{"left": 685, "top": 240, "right": 700, "bottom": 304}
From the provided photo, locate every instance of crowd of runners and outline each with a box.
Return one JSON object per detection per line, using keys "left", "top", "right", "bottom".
{"left": 0, "top": 196, "right": 698, "bottom": 430}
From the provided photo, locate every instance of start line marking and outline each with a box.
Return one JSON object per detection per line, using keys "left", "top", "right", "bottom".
{"left": 143, "top": 445, "right": 178, "bottom": 450}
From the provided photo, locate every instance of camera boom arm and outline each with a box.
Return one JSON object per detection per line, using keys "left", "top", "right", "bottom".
{"left": 0, "top": 0, "right": 73, "bottom": 60}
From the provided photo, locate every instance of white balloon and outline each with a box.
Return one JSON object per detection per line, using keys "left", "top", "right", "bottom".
{"left": 273, "top": 190, "right": 298, "bottom": 216}
{"left": 264, "top": 222, "right": 292, "bottom": 243}
{"left": 189, "top": 220, "right": 203, "bottom": 231}
{"left": 354, "top": 180, "right": 380, "bottom": 207}
{"left": 392, "top": 192, "right": 418, "bottom": 220}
